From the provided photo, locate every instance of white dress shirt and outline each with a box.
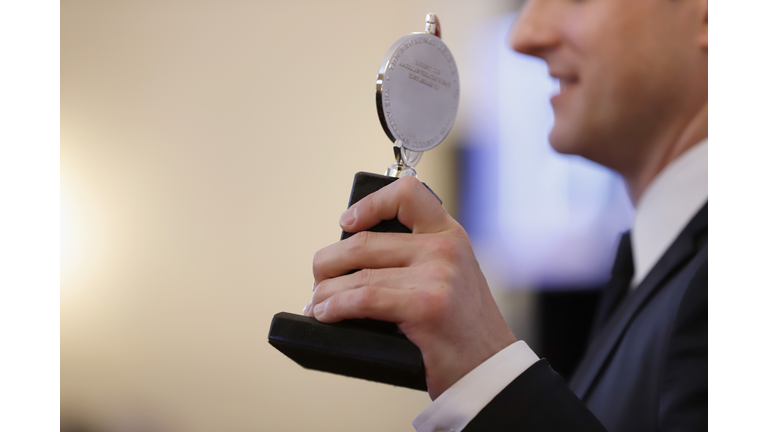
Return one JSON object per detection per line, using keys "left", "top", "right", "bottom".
{"left": 631, "top": 139, "right": 708, "bottom": 288}
{"left": 413, "top": 139, "right": 708, "bottom": 432}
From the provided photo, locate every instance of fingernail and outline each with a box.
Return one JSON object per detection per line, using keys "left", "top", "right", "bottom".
{"left": 340, "top": 206, "right": 357, "bottom": 228}
{"left": 303, "top": 301, "right": 312, "bottom": 316}
{"left": 313, "top": 300, "right": 327, "bottom": 317}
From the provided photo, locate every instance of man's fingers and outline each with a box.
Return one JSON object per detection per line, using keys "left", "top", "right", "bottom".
{"left": 312, "top": 267, "right": 413, "bottom": 304}
{"left": 312, "top": 286, "right": 416, "bottom": 324}
{"left": 313, "top": 231, "right": 416, "bottom": 282}
{"left": 339, "top": 176, "right": 455, "bottom": 235}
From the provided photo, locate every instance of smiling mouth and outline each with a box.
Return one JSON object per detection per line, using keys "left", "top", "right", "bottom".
{"left": 558, "top": 77, "right": 578, "bottom": 93}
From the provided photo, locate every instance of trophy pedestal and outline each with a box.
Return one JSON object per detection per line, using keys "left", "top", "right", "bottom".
{"left": 268, "top": 172, "right": 440, "bottom": 391}
{"left": 268, "top": 313, "right": 426, "bottom": 391}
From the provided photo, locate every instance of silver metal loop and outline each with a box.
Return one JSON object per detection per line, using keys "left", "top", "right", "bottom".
{"left": 385, "top": 140, "right": 419, "bottom": 178}
{"left": 403, "top": 149, "right": 422, "bottom": 168}
{"left": 425, "top": 13, "right": 441, "bottom": 38}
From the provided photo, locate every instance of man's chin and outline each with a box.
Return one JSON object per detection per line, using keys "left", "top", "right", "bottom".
{"left": 548, "top": 126, "right": 584, "bottom": 156}
{"left": 549, "top": 126, "right": 614, "bottom": 169}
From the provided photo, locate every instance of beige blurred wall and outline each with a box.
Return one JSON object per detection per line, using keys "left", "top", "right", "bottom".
{"left": 61, "top": 1, "right": 520, "bottom": 431}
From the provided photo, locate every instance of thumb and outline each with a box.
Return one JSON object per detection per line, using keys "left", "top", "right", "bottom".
{"left": 339, "top": 176, "right": 454, "bottom": 235}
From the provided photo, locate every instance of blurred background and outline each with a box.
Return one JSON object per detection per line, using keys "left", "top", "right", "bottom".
{"left": 61, "top": 1, "right": 632, "bottom": 431}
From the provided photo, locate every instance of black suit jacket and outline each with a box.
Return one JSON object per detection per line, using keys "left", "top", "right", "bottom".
{"left": 464, "top": 204, "right": 708, "bottom": 432}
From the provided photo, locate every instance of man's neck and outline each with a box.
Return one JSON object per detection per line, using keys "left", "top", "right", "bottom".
{"left": 625, "top": 102, "right": 708, "bottom": 204}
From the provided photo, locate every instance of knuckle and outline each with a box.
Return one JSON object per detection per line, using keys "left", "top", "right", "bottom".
{"left": 430, "top": 236, "right": 462, "bottom": 261}
{"left": 312, "top": 249, "right": 324, "bottom": 280}
{"left": 399, "top": 175, "right": 421, "bottom": 189}
{"left": 360, "top": 193, "right": 377, "bottom": 214}
{"left": 356, "top": 286, "right": 379, "bottom": 313}
{"left": 312, "top": 280, "right": 329, "bottom": 303}
{"left": 395, "top": 176, "right": 420, "bottom": 199}
{"left": 323, "top": 295, "right": 337, "bottom": 317}
{"left": 350, "top": 230, "right": 373, "bottom": 252}
{"left": 421, "top": 262, "right": 443, "bottom": 280}
{"left": 353, "top": 268, "right": 374, "bottom": 288}
{"left": 424, "top": 263, "right": 451, "bottom": 282}
{"left": 417, "top": 287, "right": 451, "bottom": 320}
{"left": 423, "top": 262, "right": 456, "bottom": 285}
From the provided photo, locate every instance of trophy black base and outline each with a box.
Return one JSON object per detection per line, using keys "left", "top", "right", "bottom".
{"left": 268, "top": 172, "right": 440, "bottom": 391}
{"left": 268, "top": 313, "right": 427, "bottom": 390}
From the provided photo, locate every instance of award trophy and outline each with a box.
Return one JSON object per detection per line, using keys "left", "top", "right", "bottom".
{"left": 268, "top": 14, "right": 459, "bottom": 391}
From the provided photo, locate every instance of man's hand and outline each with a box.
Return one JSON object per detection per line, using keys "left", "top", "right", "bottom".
{"left": 305, "top": 176, "right": 517, "bottom": 400}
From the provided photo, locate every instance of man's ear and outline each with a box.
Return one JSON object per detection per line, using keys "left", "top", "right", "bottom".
{"left": 699, "top": 0, "right": 708, "bottom": 52}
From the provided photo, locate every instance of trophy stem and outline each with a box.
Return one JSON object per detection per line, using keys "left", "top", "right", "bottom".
{"left": 385, "top": 140, "right": 417, "bottom": 178}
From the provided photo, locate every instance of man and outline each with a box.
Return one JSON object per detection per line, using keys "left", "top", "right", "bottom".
{"left": 305, "top": 0, "right": 707, "bottom": 430}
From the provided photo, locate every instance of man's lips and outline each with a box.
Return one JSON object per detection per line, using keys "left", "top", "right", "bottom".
{"left": 556, "top": 76, "right": 579, "bottom": 94}
{"left": 550, "top": 74, "right": 579, "bottom": 106}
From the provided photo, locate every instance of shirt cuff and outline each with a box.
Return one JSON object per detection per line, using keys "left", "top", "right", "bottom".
{"left": 412, "top": 340, "right": 539, "bottom": 432}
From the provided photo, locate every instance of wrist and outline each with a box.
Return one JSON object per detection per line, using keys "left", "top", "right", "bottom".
{"left": 426, "top": 332, "right": 518, "bottom": 400}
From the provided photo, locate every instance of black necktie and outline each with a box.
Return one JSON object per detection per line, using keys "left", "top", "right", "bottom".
{"left": 590, "top": 232, "right": 635, "bottom": 336}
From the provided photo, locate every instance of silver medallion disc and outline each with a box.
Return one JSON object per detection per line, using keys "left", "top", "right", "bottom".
{"left": 376, "top": 32, "right": 460, "bottom": 152}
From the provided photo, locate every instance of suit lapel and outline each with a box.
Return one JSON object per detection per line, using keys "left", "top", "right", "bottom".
{"left": 569, "top": 204, "right": 708, "bottom": 400}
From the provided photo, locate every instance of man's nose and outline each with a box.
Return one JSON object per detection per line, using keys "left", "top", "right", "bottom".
{"left": 510, "top": 0, "right": 560, "bottom": 58}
